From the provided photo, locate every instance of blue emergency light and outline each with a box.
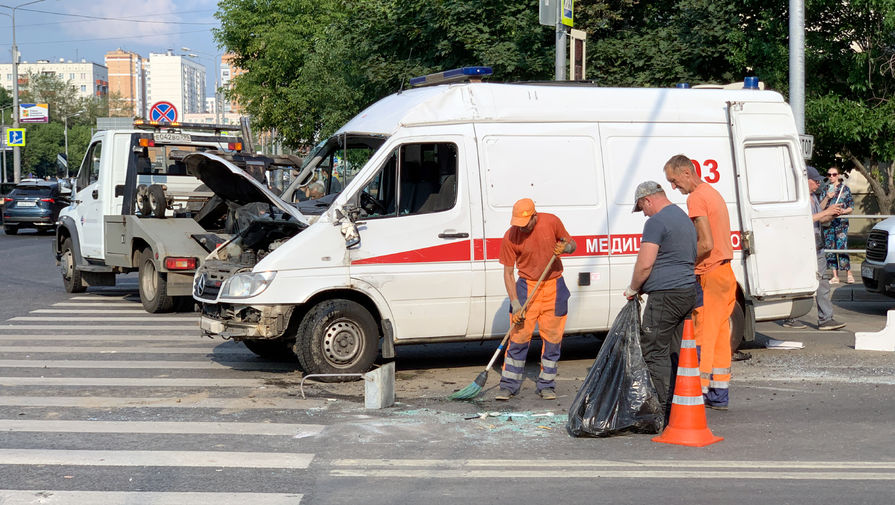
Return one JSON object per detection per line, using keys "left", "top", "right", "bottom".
{"left": 744, "top": 76, "right": 760, "bottom": 89}
{"left": 409, "top": 66, "right": 493, "bottom": 87}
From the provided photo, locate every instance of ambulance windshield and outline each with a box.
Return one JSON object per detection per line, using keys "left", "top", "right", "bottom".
{"left": 283, "top": 134, "right": 385, "bottom": 213}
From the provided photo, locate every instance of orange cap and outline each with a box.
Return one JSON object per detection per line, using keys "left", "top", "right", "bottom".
{"left": 511, "top": 198, "right": 536, "bottom": 227}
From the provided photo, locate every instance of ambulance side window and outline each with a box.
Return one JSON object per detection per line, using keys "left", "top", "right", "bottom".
{"left": 358, "top": 152, "right": 398, "bottom": 218}
{"left": 358, "top": 142, "right": 458, "bottom": 218}
{"left": 397, "top": 142, "right": 457, "bottom": 215}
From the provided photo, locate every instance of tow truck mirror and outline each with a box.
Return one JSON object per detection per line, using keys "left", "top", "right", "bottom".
{"left": 335, "top": 204, "right": 361, "bottom": 249}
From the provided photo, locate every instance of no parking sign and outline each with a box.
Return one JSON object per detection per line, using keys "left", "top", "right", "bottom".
{"left": 149, "top": 101, "right": 178, "bottom": 122}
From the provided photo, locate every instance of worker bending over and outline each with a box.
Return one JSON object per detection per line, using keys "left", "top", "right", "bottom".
{"left": 664, "top": 154, "right": 735, "bottom": 410}
{"left": 626, "top": 181, "right": 699, "bottom": 422}
{"left": 497, "top": 198, "right": 576, "bottom": 401}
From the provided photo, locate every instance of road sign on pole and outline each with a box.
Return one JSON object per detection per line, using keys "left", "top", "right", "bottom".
{"left": 539, "top": 0, "right": 557, "bottom": 25}
{"left": 149, "top": 101, "right": 178, "bottom": 123}
{"left": 6, "top": 128, "right": 26, "bottom": 147}
{"left": 561, "top": 0, "right": 574, "bottom": 27}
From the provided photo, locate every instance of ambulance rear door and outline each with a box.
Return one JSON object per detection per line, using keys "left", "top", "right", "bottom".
{"left": 728, "top": 101, "right": 818, "bottom": 298}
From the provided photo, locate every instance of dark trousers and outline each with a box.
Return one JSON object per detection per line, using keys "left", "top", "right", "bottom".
{"left": 641, "top": 286, "right": 698, "bottom": 421}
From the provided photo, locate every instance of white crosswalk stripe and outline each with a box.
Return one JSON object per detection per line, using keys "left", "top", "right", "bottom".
{"left": 0, "top": 297, "right": 316, "bottom": 500}
{"left": 0, "top": 491, "right": 304, "bottom": 505}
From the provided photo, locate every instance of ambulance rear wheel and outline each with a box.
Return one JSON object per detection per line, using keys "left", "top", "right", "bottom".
{"left": 294, "top": 299, "right": 378, "bottom": 381}
{"left": 730, "top": 298, "right": 745, "bottom": 351}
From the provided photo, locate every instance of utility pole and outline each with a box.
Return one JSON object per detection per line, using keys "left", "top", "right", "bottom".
{"left": 789, "top": 0, "right": 805, "bottom": 135}
{"left": 1, "top": 0, "right": 47, "bottom": 183}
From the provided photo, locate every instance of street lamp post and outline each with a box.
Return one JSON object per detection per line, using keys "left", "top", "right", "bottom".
{"left": 0, "top": 0, "right": 47, "bottom": 183}
{"left": 182, "top": 47, "right": 221, "bottom": 125}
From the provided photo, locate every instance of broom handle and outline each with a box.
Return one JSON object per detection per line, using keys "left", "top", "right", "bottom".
{"left": 482, "top": 253, "right": 559, "bottom": 372}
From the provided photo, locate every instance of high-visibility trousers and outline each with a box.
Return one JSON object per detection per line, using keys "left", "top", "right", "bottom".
{"left": 499, "top": 277, "right": 570, "bottom": 394}
{"left": 693, "top": 262, "right": 735, "bottom": 407}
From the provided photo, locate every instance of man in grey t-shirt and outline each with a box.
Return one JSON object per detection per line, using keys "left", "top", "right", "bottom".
{"left": 625, "top": 181, "right": 699, "bottom": 422}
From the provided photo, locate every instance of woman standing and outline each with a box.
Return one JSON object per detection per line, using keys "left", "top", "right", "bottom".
{"left": 823, "top": 168, "right": 854, "bottom": 283}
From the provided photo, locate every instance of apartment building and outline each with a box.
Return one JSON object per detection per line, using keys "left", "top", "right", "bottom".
{"left": 145, "top": 50, "right": 207, "bottom": 118}
{"left": 220, "top": 53, "right": 245, "bottom": 115}
{"left": 0, "top": 59, "right": 108, "bottom": 99}
{"left": 104, "top": 49, "right": 146, "bottom": 117}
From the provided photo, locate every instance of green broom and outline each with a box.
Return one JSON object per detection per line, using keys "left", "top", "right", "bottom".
{"left": 448, "top": 254, "right": 558, "bottom": 400}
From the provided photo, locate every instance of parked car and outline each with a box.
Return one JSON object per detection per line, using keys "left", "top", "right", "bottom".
{"left": 861, "top": 217, "right": 895, "bottom": 297}
{"left": 2, "top": 181, "right": 68, "bottom": 235}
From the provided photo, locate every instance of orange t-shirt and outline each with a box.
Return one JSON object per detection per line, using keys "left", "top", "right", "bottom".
{"left": 686, "top": 183, "right": 733, "bottom": 275}
{"left": 499, "top": 213, "right": 570, "bottom": 281}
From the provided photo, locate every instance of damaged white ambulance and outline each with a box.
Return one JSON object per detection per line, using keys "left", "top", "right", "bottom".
{"left": 189, "top": 68, "right": 818, "bottom": 379}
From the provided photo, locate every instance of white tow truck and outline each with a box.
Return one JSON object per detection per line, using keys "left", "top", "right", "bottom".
{"left": 54, "top": 120, "right": 302, "bottom": 313}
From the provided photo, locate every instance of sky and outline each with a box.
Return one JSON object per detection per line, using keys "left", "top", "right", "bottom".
{"left": 0, "top": 0, "right": 223, "bottom": 94}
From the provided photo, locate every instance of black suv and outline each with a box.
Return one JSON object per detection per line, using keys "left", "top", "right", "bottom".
{"left": 2, "top": 181, "right": 68, "bottom": 235}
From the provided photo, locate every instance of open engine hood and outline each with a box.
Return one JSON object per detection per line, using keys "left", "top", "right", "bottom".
{"left": 184, "top": 152, "right": 307, "bottom": 224}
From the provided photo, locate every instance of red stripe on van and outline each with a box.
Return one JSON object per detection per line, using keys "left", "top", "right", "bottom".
{"left": 351, "top": 240, "right": 472, "bottom": 265}
{"left": 351, "top": 232, "right": 740, "bottom": 265}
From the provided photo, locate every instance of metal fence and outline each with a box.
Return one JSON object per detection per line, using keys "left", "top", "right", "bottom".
{"left": 822, "top": 214, "right": 892, "bottom": 255}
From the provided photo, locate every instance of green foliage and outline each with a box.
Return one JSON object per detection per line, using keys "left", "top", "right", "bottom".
{"left": 15, "top": 72, "right": 103, "bottom": 177}
{"left": 0, "top": 87, "right": 11, "bottom": 114}
{"left": 215, "top": 0, "right": 895, "bottom": 210}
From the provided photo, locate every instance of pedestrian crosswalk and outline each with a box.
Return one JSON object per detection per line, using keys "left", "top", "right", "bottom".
{"left": 0, "top": 292, "right": 315, "bottom": 504}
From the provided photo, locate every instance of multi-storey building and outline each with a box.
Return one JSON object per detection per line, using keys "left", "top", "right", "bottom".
{"left": 0, "top": 59, "right": 108, "bottom": 99}
{"left": 145, "top": 50, "right": 207, "bottom": 119}
{"left": 220, "top": 53, "right": 245, "bottom": 115}
{"left": 104, "top": 49, "right": 146, "bottom": 117}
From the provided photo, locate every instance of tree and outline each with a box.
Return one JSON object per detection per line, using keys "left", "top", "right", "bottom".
{"left": 17, "top": 72, "right": 101, "bottom": 177}
{"left": 805, "top": 0, "right": 895, "bottom": 213}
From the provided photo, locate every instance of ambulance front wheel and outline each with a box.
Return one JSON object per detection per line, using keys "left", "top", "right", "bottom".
{"left": 293, "top": 299, "right": 379, "bottom": 382}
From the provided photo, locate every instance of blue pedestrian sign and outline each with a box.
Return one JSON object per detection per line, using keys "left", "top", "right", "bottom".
{"left": 6, "top": 128, "right": 26, "bottom": 147}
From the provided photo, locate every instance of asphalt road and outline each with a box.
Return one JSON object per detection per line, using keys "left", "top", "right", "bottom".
{"left": 1, "top": 228, "right": 895, "bottom": 504}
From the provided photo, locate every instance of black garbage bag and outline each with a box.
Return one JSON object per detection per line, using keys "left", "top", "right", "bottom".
{"left": 567, "top": 298, "right": 664, "bottom": 437}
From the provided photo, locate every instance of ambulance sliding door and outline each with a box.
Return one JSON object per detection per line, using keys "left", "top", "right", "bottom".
{"left": 728, "top": 101, "right": 818, "bottom": 298}
{"left": 475, "top": 123, "right": 611, "bottom": 337}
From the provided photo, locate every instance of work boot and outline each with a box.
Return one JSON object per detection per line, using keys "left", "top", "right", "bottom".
{"left": 703, "top": 394, "right": 728, "bottom": 411}
{"left": 781, "top": 318, "right": 807, "bottom": 329}
{"left": 494, "top": 388, "right": 514, "bottom": 401}
{"left": 818, "top": 319, "right": 846, "bottom": 331}
{"left": 732, "top": 350, "right": 752, "bottom": 362}
{"left": 538, "top": 388, "right": 556, "bottom": 400}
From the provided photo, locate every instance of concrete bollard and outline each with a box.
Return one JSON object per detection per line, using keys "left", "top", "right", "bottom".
{"left": 855, "top": 310, "right": 895, "bottom": 352}
{"left": 364, "top": 361, "right": 395, "bottom": 409}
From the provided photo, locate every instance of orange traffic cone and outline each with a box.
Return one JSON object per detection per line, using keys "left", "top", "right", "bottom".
{"left": 652, "top": 319, "right": 723, "bottom": 447}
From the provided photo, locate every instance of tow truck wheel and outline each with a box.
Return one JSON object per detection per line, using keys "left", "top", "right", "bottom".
{"left": 294, "top": 299, "right": 378, "bottom": 381}
{"left": 138, "top": 248, "right": 175, "bottom": 313}
{"left": 60, "top": 238, "right": 86, "bottom": 293}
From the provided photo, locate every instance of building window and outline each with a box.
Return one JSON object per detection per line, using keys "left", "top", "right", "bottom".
{"left": 80, "top": 73, "right": 86, "bottom": 79}
{"left": 80, "top": 85, "right": 87, "bottom": 92}
{"left": 69, "top": 73, "right": 74, "bottom": 80}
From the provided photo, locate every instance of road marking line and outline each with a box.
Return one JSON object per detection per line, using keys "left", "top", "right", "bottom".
{"left": 51, "top": 301, "right": 140, "bottom": 307}
{"left": 32, "top": 309, "right": 171, "bottom": 314}
{"left": 328, "top": 469, "right": 895, "bottom": 480}
{"left": 0, "top": 395, "right": 325, "bottom": 410}
{"left": 0, "top": 449, "right": 314, "bottom": 468}
{"left": 0, "top": 333, "right": 218, "bottom": 342}
{"left": 10, "top": 316, "right": 197, "bottom": 322}
{"left": 0, "top": 359, "right": 296, "bottom": 370}
{"left": 0, "top": 419, "right": 323, "bottom": 436}
{"left": 0, "top": 491, "right": 303, "bottom": 505}
{"left": 69, "top": 296, "right": 134, "bottom": 301}
{"left": 0, "top": 346, "right": 245, "bottom": 354}
{"left": 330, "top": 458, "right": 895, "bottom": 469}
{"left": 0, "top": 325, "right": 195, "bottom": 331}
{"left": 0, "top": 377, "right": 268, "bottom": 387}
